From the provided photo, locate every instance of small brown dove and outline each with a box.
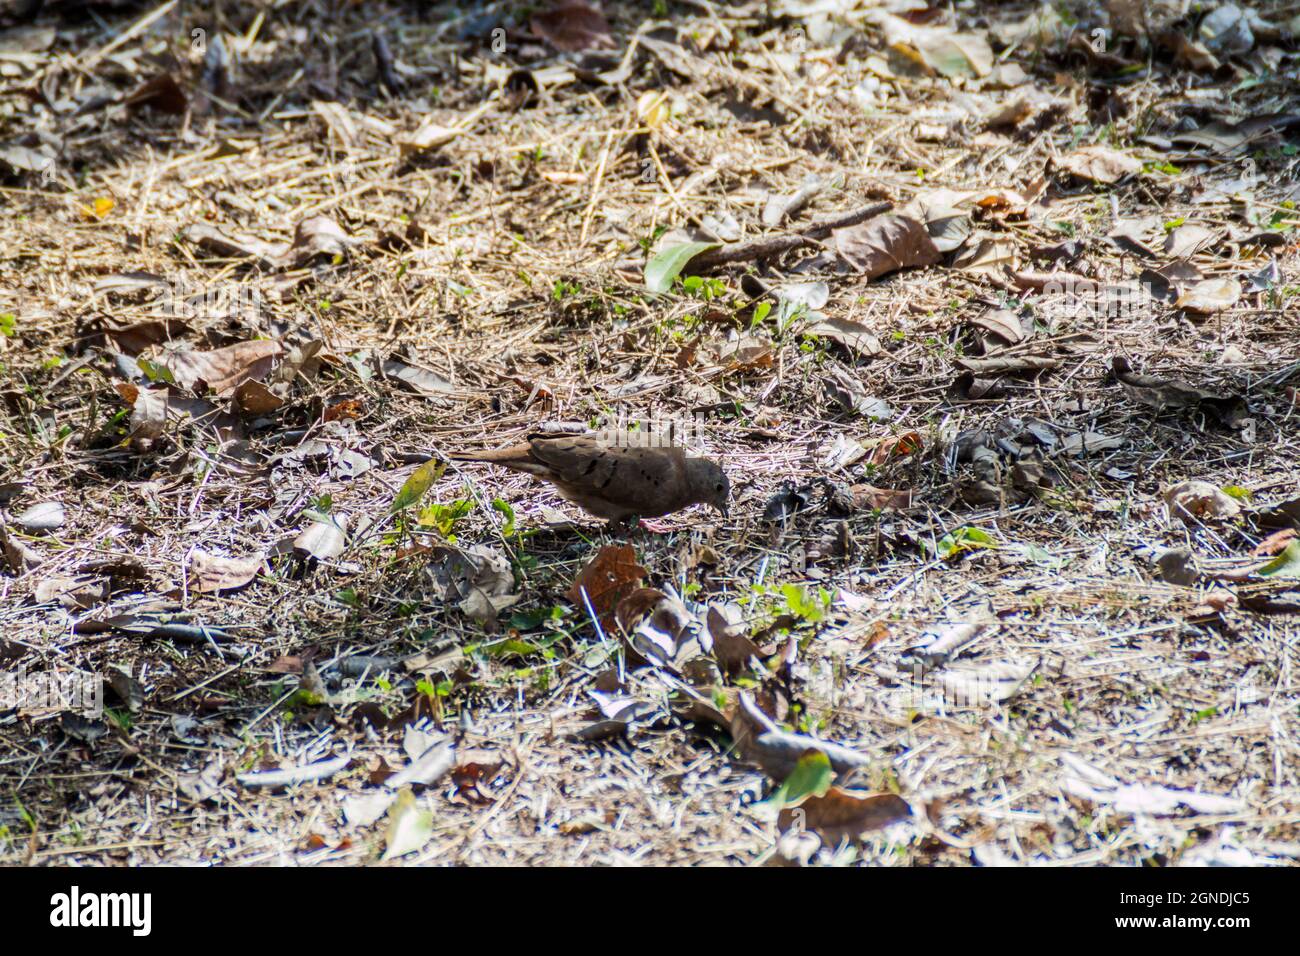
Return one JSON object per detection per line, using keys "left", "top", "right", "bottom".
{"left": 452, "top": 433, "right": 729, "bottom": 523}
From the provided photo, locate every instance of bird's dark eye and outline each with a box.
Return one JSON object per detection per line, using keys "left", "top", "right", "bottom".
{"left": 715, "top": 483, "right": 723, "bottom": 491}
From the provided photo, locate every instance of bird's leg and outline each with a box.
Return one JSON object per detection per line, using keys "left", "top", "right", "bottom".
{"left": 637, "top": 518, "right": 674, "bottom": 534}
{"left": 605, "top": 515, "right": 638, "bottom": 538}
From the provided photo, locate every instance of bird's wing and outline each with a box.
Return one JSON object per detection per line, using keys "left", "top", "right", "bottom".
{"left": 528, "top": 436, "right": 688, "bottom": 517}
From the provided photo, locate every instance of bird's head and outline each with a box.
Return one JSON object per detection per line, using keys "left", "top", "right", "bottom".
{"left": 687, "top": 457, "right": 730, "bottom": 517}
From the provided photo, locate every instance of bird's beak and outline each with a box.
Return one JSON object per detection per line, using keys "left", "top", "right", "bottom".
{"left": 717, "top": 502, "right": 729, "bottom": 518}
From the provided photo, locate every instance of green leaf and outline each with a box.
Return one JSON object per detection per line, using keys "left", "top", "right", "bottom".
{"left": 764, "top": 749, "right": 833, "bottom": 810}
{"left": 1258, "top": 541, "right": 1300, "bottom": 579}
{"left": 391, "top": 459, "right": 446, "bottom": 513}
{"left": 644, "top": 241, "right": 718, "bottom": 294}
{"left": 492, "top": 497, "right": 516, "bottom": 536}
{"left": 416, "top": 498, "right": 474, "bottom": 535}
{"left": 0, "top": 313, "right": 15, "bottom": 337}
{"left": 936, "top": 526, "right": 997, "bottom": 559}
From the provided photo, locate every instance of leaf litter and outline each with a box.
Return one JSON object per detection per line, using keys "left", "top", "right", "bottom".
{"left": 1, "top": 0, "right": 1298, "bottom": 868}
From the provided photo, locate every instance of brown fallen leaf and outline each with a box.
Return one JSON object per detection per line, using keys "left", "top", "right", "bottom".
{"left": 162, "top": 340, "right": 282, "bottom": 397}
{"left": 1055, "top": 145, "right": 1141, "bottom": 184}
{"left": 114, "top": 383, "right": 218, "bottom": 450}
{"left": 869, "top": 431, "right": 922, "bottom": 468}
{"left": 1174, "top": 278, "right": 1241, "bottom": 314}
{"left": 1163, "top": 224, "right": 1218, "bottom": 258}
{"left": 1165, "top": 481, "right": 1242, "bottom": 524}
{"left": 833, "top": 214, "right": 941, "bottom": 280}
{"left": 850, "top": 485, "right": 912, "bottom": 511}
{"left": 188, "top": 549, "right": 266, "bottom": 592}
{"left": 800, "top": 316, "right": 881, "bottom": 359}
{"left": 568, "top": 544, "right": 648, "bottom": 628}
{"left": 1111, "top": 357, "right": 1244, "bottom": 425}
{"left": 531, "top": 2, "right": 615, "bottom": 52}
{"left": 777, "top": 789, "right": 911, "bottom": 843}
{"left": 1252, "top": 528, "right": 1298, "bottom": 557}
{"left": 125, "top": 72, "right": 187, "bottom": 115}
{"left": 955, "top": 355, "right": 1058, "bottom": 376}
{"left": 233, "top": 380, "right": 285, "bottom": 416}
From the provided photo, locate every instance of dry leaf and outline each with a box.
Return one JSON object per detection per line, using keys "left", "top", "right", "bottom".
{"left": 1163, "top": 224, "right": 1217, "bottom": 258}
{"left": 531, "top": 3, "right": 615, "bottom": 52}
{"left": 14, "top": 501, "right": 64, "bottom": 532}
{"left": 294, "top": 517, "right": 347, "bottom": 560}
{"left": 777, "top": 789, "right": 911, "bottom": 843}
{"left": 834, "top": 214, "right": 941, "bottom": 279}
{"left": 568, "top": 544, "right": 648, "bottom": 628}
{"left": 1056, "top": 145, "right": 1141, "bottom": 184}
{"left": 1165, "top": 481, "right": 1242, "bottom": 524}
{"left": 233, "top": 380, "right": 285, "bottom": 416}
{"left": 800, "top": 316, "right": 882, "bottom": 359}
{"left": 869, "top": 431, "right": 923, "bottom": 467}
{"left": 1174, "top": 278, "right": 1241, "bottom": 314}
{"left": 162, "top": 340, "right": 282, "bottom": 397}
{"left": 188, "top": 549, "right": 266, "bottom": 592}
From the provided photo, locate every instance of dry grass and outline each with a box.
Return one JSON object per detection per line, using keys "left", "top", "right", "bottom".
{"left": 1, "top": 0, "right": 1298, "bottom": 866}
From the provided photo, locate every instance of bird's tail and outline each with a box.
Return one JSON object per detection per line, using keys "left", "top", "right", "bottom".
{"left": 449, "top": 446, "right": 531, "bottom": 464}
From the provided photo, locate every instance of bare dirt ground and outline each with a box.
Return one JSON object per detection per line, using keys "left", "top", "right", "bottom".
{"left": 2, "top": 0, "right": 1299, "bottom": 866}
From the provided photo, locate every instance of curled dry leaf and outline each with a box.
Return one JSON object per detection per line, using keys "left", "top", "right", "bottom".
{"left": 1055, "top": 145, "right": 1141, "bottom": 184}
{"left": 294, "top": 516, "right": 347, "bottom": 560}
{"left": 233, "top": 380, "right": 285, "bottom": 416}
{"left": 868, "top": 430, "right": 922, "bottom": 467}
{"left": 1165, "top": 481, "right": 1242, "bottom": 524}
{"left": 568, "top": 544, "right": 648, "bottom": 628}
{"left": 1174, "top": 278, "right": 1241, "bottom": 314}
{"left": 428, "top": 545, "right": 519, "bottom": 623}
{"left": 777, "top": 789, "right": 911, "bottom": 843}
{"left": 188, "top": 549, "right": 266, "bottom": 593}
{"left": 161, "top": 340, "right": 282, "bottom": 397}
{"left": 114, "top": 383, "right": 219, "bottom": 450}
{"left": 834, "top": 214, "right": 941, "bottom": 279}
{"left": 850, "top": 484, "right": 912, "bottom": 511}
{"left": 800, "top": 316, "right": 882, "bottom": 359}
{"left": 14, "top": 501, "right": 64, "bottom": 532}
{"left": 706, "top": 604, "right": 762, "bottom": 673}
{"left": 530, "top": 2, "right": 615, "bottom": 52}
